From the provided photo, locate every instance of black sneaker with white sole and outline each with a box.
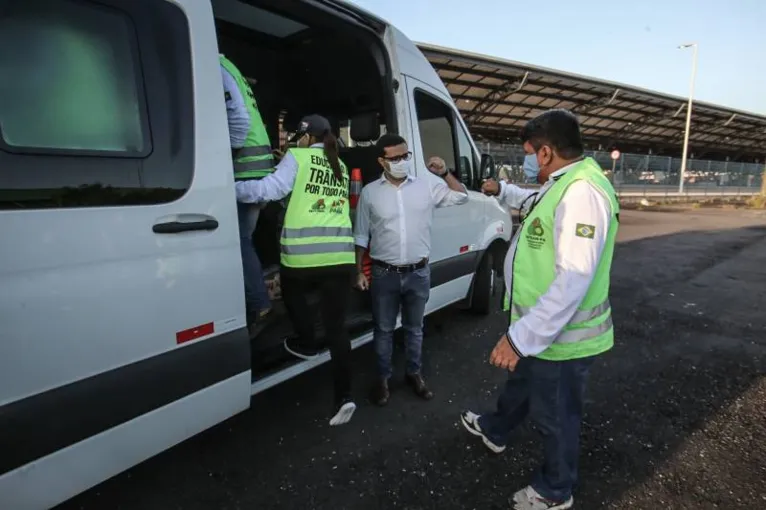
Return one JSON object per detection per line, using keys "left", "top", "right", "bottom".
{"left": 284, "top": 337, "right": 322, "bottom": 360}
{"left": 329, "top": 399, "right": 356, "bottom": 426}
{"left": 459, "top": 411, "right": 506, "bottom": 454}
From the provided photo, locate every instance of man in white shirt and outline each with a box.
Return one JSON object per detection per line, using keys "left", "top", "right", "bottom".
{"left": 354, "top": 134, "right": 469, "bottom": 406}
{"left": 460, "top": 110, "right": 619, "bottom": 510}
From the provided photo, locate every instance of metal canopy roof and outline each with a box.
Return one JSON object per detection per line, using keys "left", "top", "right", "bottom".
{"left": 418, "top": 43, "right": 766, "bottom": 161}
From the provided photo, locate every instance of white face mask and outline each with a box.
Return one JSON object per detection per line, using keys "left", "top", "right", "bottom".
{"left": 387, "top": 159, "right": 411, "bottom": 179}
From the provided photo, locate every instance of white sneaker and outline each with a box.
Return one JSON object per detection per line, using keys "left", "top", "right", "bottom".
{"left": 511, "top": 486, "right": 573, "bottom": 510}
{"left": 459, "top": 411, "right": 506, "bottom": 453}
{"left": 329, "top": 400, "right": 356, "bottom": 426}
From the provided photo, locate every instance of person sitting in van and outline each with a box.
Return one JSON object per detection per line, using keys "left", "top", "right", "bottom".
{"left": 235, "top": 114, "right": 357, "bottom": 427}
{"left": 353, "top": 134, "right": 468, "bottom": 407}
{"left": 220, "top": 54, "right": 274, "bottom": 335}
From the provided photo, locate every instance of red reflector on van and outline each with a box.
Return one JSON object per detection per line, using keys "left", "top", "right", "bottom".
{"left": 176, "top": 322, "right": 214, "bottom": 344}
{"left": 460, "top": 245, "right": 469, "bottom": 253}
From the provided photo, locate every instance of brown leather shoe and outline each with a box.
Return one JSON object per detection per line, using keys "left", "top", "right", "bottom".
{"left": 372, "top": 378, "right": 390, "bottom": 406}
{"left": 405, "top": 374, "right": 434, "bottom": 400}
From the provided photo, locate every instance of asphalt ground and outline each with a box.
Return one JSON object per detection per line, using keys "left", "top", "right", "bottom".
{"left": 59, "top": 208, "right": 766, "bottom": 510}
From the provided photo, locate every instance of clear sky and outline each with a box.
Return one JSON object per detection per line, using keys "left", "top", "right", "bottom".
{"left": 347, "top": 0, "right": 766, "bottom": 115}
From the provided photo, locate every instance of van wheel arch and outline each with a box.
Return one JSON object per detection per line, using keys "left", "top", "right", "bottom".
{"left": 467, "top": 240, "right": 508, "bottom": 315}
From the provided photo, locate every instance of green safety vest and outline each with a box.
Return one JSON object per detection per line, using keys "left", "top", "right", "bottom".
{"left": 280, "top": 148, "right": 355, "bottom": 268}
{"left": 219, "top": 55, "right": 274, "bottom": 180}
{"left": 505, "top": 157, "right": 620, "bottom": 361}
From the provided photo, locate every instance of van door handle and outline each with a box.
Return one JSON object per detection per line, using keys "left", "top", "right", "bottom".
{"left": 152, "top": 214, "right": 219, "bottom": 234}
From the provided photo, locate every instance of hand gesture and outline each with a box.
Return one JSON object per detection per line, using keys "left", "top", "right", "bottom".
{"left": 355, "top": 272, "right": 369, "bottom": 291}
{"left": 489, "top": 334, "right": 520, "bottom": 371}
{"left": 427, "top": 156, "right": 447, "bottom": 176}
{"left": 481, "top": 179, "right": 500, "bottom": 196}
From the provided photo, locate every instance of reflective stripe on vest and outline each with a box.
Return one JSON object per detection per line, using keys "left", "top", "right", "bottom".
{"left": 508, "top": 157, "right": 620, "bottom": 361}
{"left": 280, "top": 148, "right": 354, "bottom": 268}
{"left": 237, "top": 145, "right": 273, "bottom": 158}
{"left": 282, "top": 226, "right": 354, "bottom": 239}
{"left": 219, "top": 55, "right": 274, "bottom": 181}
{"left": 281, "top": 242, "right": 355, "bottom": 255}
{"left": 511, "top": 298, "right": 611, "bottom": 325}
{"left": 234, "top": 157, "right": 275, "bottom": 173}
{"left": 510, "top": 309, "right": 613, "bottom": 345}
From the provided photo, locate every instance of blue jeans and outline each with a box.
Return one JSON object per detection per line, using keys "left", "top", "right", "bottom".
{"left": 237, "top": 202, "right": 271, "bottom": 314}
{"left": 370, "top": 264, "right": 430, "bottom": 379}
{"left": 478, "top": 356, "right": 596, "bottom": 502}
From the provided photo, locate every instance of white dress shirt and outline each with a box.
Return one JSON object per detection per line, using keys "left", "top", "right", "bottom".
{"left": 220, "top": 62, "right": 251, "bottom": 149}
{"left": 499, "top": 162, "right": 613, "bottom": 358}
{"left": 235, "top": 144, "right": 324, "bottom": 203}
{"left": 354, "top": 173, "right": 468, "bottom": 265}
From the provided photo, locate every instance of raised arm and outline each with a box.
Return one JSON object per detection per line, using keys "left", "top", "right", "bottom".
{"left": 427, "top": 156, "right": 468, "bottom": 208}
{"left": 220, "top": 64, "right": 251, "bottom": 150}
{"left": 481, "top": 179, "right": 538, "bottom": 211}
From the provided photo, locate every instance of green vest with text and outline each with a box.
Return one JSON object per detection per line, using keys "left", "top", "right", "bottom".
{"left": 219, "top": 55, "right": 274, "bottom": 180}
{"left": 507, "top": 157, "right": 620, "bottom": 361}
{"left": 281, "top": 148, "right": 355, "bottom": 268}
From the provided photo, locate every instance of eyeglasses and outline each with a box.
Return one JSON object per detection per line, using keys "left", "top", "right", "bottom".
{"left": 381, "top": 152, "right": 412, "bottom": 163}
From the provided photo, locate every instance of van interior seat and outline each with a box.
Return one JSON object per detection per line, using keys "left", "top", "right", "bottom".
{"left": 340, "top": 112, "right": 381, "bottom": 186}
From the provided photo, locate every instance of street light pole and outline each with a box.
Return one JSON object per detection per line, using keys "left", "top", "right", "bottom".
{"left": 678, "top": 43, "right": 698, "bottom": 194}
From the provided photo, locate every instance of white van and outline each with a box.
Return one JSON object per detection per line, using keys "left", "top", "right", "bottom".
{"left": 0, "top": 0, "right": 511, "bottom": 508}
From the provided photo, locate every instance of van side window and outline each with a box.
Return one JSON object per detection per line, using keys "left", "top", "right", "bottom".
{"left": 0, "top": 0, "right": 194, "bottom": 210}
{"left": 413, "top": 90, "right": 457, "bottom": 177}
{"left": 0, "top": 0, "right": 147, "bottom": 154}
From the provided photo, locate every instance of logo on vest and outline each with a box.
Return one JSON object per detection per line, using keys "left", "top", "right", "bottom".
{"left": 329, "top": 199, "right": 346, "bottom": 214}
{"left": 310, "top": 199, "right": 326, "bottom": 212}
{"left": 525, "top": 217, "right": 546, "bottom": 250}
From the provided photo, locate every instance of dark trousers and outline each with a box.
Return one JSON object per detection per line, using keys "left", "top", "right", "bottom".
{"left": 478, "top": 356, "right": 596, "bottom": 502}
{"left": 370, "top": 264, "right": 430, "bottom": 379}
{"left": 237, "top": 202, "right": 270, "bottom": 314}
{"left": 280, "top": 264, "right": 354, "bottom": 403}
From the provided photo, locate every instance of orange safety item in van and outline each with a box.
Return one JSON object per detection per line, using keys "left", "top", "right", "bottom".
{"left": 362, "top": 249, "right": 372, "bottom": 280}
{"left": 348, "top": 167, "right": 371, "bottom": 279}
{"left": 349, "top": 167, "right": 362, "bottom": 209}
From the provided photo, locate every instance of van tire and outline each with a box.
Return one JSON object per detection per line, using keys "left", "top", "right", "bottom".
{"left": 469, "top": 251, "right": 496, "bottom": 315}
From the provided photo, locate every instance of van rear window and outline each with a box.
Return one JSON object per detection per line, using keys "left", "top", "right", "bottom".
{"left": 0, "top": 0, "right": 194, "bottom": 209}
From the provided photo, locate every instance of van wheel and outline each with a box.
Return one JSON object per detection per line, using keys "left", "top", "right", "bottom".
{"left": 470, "top": 251, "right": 497, "bottom": 315}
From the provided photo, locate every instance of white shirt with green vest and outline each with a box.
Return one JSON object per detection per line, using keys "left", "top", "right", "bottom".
{"left": 219, "top": 54, "right": 274, "bottom": 180}
{"left": 499, "top": 157, "right": 619, "bottom": 361}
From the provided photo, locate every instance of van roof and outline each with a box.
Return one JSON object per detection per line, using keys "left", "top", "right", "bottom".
{"left": 322, "top": 0, "right": 389, "bottom": 31}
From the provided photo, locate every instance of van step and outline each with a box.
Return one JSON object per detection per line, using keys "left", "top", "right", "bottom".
{"left": 251, "top": 322, "right": 374, "bottom": 380}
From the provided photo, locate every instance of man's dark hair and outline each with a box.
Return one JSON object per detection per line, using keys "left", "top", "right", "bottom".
{"left": 520, "top": 109, "right": 584, "bottom": 160}
{"left": 375, "top": 133, "right": 407, "bottom": 157}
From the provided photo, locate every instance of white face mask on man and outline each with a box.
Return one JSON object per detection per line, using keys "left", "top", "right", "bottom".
{"left": 386, "top": 159, "right": 411, "bottom": 179}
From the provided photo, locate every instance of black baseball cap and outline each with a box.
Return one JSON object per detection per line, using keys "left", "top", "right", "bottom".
{"left": 290, "top": 114, "right": 332, "bottom": 142}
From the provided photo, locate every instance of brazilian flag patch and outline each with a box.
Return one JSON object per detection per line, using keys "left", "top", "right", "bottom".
{"left": 575, "top": 223, "right": 596, "bottom": 239}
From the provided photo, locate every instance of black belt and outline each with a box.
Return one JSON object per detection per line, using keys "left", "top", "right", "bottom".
{"left": 372, "top": 258, "right": 428, "bottom": 274}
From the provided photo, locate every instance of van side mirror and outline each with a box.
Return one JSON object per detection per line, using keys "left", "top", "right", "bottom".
{"left": 480, "top": 153, "right": 497, "bottom": 181}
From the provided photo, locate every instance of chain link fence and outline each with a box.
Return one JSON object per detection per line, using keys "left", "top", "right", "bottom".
{"left": 479, "top": 142, "right": 764, "bottom": 197}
